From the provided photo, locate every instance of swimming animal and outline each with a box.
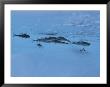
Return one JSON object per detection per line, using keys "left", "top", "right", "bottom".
{"left": 72, "top": 41, "right": 90, "bottom": 46}
{"left": 33, "top": 36, "right": 70, "bottom": 44}
{"left": 14, "top": 33, "right": 30, "bottom": 38}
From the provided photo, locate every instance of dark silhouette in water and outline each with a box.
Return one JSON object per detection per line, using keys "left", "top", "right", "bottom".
{"left": 14, "top": 33, "right": 30, "bottom": 38}
{"left": 72, "top": 41, "right": 90, "bottom": 53}
{"left": 13, "top": 32, "right": 91, "bottom": 52}
{"left": 33, "top": 36, "right": 70, "bottom": 44}
{"left": 33, "top": 37, "right": 91, "bottom": 53}
{"left": 72, "top": 41, "right": 90, "bottom": 46}
{"left": 37, "top": 43, "right": 42, "bottom": 47}
{"left": 57, "top": 36, "right": 71, "bottom": 42}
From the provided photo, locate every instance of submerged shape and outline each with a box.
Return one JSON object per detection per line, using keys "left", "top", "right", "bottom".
{"left": 72, "top": 41, "right": 91, "bottom": 46}
{"left": 14, "top": 33, "right": 30, "bottom": 38}
{"left": 37, "top": 43, "right": 42, "bottom": 47}
{"left": 33, "top": 36, "right": 70, "bottom": 44}
{"left": 57, "top": 36, "right": 71, "bottom": 42}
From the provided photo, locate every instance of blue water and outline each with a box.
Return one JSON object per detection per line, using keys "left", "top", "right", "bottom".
{"left": 11, "top": 11, "right": 100, "bottom": 77}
